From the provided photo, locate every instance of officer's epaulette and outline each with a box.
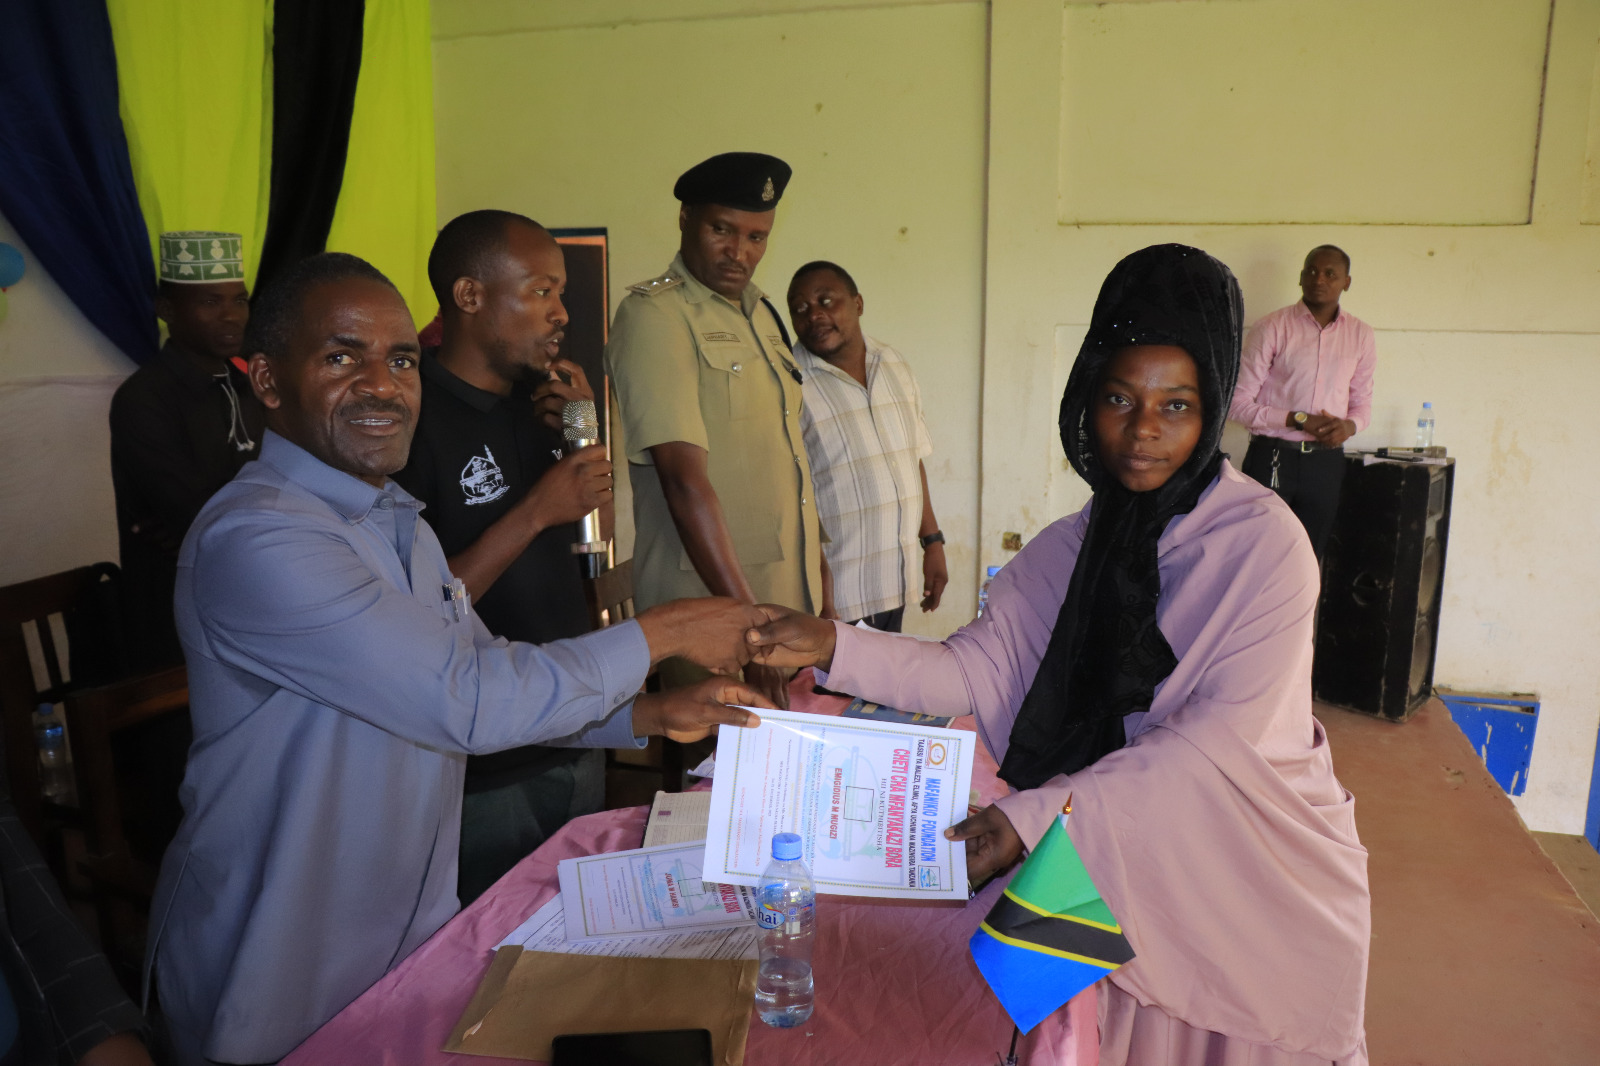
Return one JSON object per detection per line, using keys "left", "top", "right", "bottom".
{"left": 627, "top": 272, "right": 684, "bottom": 297}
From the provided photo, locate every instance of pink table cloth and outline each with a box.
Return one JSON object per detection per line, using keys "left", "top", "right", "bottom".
{"left": 283, "top": 669, "right": 1095, "bottom": 1065}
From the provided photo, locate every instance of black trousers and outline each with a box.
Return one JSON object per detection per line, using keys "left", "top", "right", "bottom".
{"left": 1240, "top": 437, "right": 1347, "bottom": 562}
{"left": 849, "top": 606, "right": 905, "bottom": 633}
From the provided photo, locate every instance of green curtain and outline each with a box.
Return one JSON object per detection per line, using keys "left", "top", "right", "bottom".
{"left": 106, "top": 0, "right": 274, "bottom": 288}
{"left": 325, "top": 0, "right": 436, "bottom": 328}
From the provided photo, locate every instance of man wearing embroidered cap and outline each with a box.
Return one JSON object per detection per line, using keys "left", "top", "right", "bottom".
{"left": 111, "top": 231, "right": 264, "bottom": 668}
{"left": 605, "top": 152, "right": 825, "bottom": 708}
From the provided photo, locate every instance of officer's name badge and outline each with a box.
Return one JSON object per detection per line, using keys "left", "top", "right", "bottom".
{"left": 701, "top": 331, "right": 741, "bottom": 343}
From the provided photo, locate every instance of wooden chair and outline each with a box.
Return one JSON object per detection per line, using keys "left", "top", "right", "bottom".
{"left": 0, "top": 563, "right": 125, "bottom": 852}
{"left": 583, "top": 557, "right": 636, "bottom": 630}
{"left": 584, "top": 560, "right": 686, "bottom": 793}
{"left": 63, "top": 665, "right": 189, "bottom": 982}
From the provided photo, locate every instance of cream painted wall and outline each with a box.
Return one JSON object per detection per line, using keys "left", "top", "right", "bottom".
{"left": 985, "top": 0, "right": 1600, "bottom": 833}
{"left": 432, "top": 0, "right": 989, "bottom": 637}
{"left": 0, "top": 213, "right": 135, "bottom": 587}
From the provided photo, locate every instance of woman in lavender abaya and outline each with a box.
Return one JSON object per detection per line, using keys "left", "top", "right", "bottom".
{"left": 748, "top": 244, "right": 1370, "bottom": 1065}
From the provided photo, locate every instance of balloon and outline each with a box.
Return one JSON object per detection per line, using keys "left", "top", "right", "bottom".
{"left": 0, "top": 243, "right": 23, "bottom": 288}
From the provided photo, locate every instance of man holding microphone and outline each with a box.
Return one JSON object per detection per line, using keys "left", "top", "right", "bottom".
{"left": 394, "top": 210, "right": 615, "bottom": 903}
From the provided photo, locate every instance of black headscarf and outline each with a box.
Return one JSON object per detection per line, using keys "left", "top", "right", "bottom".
{"left": 998, "top": 244, "right": 1244, "bottom": 792}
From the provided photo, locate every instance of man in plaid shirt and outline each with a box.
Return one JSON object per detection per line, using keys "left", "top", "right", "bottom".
{"left": 788, "top": 261, "right": 947, "bottom": 632}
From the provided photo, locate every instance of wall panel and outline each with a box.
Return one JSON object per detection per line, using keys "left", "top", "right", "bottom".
{"left": 1059, "top": 0, "right": 1553, "bottom": 225}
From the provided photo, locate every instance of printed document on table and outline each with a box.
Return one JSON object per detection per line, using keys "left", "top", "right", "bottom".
{"left": 702, "top": 708, "right": 975, "bottom": 900}
{"left": 498, "top": 896, "right": 756, "bottom": 960}
{"left": 557, "top": 841, "right": 759, "bottom": 943}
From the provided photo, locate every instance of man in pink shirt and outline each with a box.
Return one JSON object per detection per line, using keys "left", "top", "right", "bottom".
{"left": 1229, "top": 245, "right": 1376, "bottom": 560}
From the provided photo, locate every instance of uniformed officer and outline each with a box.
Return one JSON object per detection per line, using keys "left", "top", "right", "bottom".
{"left": 605, "top": 152, "right": 823, "bottom": 708}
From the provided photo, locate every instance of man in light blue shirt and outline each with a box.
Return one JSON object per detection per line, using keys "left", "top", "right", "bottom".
{"left": 146, "top": 253, "right": 767, "bottom": 1065}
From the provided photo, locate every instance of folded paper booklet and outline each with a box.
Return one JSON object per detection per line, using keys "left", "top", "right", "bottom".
{"left": 445, "top": 948, "right": 756, "bottom": 1064}
{"left": 840, "top": 696, "right": 956, "bottom": 729}
{"left": 644, "top": 789, "right": 711, "bottom": 846}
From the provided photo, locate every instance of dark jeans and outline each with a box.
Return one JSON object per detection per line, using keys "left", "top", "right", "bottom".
{"left": 1241, "top": 436, "right": 1347, "bottom": 562}
{"left": 457, "top": 747, "right": 604, "bottom": 904}
{"left": 848, "top": 607, "right": 905, "bottom": 633}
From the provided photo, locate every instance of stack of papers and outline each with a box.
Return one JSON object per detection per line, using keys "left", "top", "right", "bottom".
{"left": 500, "top": 841, "right": 759, "bottom": 960}
{"left": 497, "top": 707, "right": 979, "bottom": 960}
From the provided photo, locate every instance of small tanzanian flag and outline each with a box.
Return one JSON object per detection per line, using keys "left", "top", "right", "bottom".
{"left": 969, "top": 801, "right": 1134, "bottom": 1032}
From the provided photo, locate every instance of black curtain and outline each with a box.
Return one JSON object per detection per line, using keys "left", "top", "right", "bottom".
{"left": 0, "top": 0, "right": 158, "bottom": 364}
{"left": 254, "top": 0, "right": 365, "bottom": 293}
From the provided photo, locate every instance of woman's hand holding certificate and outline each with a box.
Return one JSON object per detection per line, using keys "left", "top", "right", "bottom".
{"left": 944, "top": 804, "right": 1024, "bottom": 889}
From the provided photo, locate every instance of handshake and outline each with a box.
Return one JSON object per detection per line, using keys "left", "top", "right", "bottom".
{"left": 627, "top": 599, "right": 839, "bottom": 745}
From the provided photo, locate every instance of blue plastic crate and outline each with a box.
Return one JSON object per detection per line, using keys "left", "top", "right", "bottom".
{"left": 1586, "top": 725, "right": 1600, "bottom": 853}
{"left": 1436, "top": 689, "right": 1538, "bottom": 797}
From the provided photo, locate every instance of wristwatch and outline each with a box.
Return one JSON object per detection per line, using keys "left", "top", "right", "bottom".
{"left": 919, "top": 531, "right": 945, "bottom": 550}
{"left": 1292, "top": 411, "right": 1309, "bottom": 428}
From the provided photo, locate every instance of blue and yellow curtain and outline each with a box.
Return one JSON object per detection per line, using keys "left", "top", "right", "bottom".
{"left": 0, "top": 0, "right": 436, "bottom": 366}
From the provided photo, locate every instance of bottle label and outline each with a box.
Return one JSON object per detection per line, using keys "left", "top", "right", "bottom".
{"left": 758, "top": 904, "right": 784, "bottom": 930}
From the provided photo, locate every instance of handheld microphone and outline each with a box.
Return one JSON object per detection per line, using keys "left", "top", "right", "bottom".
{"left": 562, "top": 400, "right": 609, "bottom": 576}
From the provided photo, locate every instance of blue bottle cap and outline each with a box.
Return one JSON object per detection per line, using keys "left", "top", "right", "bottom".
{"left": 772, "top": 832, "right": 802, "bottom": 862}
{"left": 1422, "top": 402, "right": 1432, "bottom": 409}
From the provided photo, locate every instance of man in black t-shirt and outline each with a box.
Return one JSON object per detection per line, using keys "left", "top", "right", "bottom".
{"left": 393, "top": 211, "right": 612, "bottom": 903}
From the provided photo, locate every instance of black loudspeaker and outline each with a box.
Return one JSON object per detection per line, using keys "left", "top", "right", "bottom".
{"left": 1313, "top": 457, "right": 1454, "bottom": 721}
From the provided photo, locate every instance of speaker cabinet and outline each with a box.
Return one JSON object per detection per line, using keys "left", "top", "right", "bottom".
{"left": 1313, "top": 457, "right": 1454, "bottom": 721}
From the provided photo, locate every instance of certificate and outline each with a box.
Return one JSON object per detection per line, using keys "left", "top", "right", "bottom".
{"left": 557, "top": 841, "right": 759, "bottom": 942}
{"left": 702, "top": 708, "right": 975, "bottom": 900}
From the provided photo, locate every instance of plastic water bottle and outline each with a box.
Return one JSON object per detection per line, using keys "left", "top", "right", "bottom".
{"left": 34, "top": 704, "right": 70, "bottom": 802}
{"left": 755, "top": 831, "right": 815, "bottom": 1028}
{"left": 1415, "top": 402, "right": 1435, "bottom": 448}
{"left": 976, "top": 565, "right": 1002, "bottom": 617}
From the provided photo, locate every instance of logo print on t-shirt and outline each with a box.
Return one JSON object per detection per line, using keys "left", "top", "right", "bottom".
{"left": 460, "top": 446, "right": 509, "bottom": 506}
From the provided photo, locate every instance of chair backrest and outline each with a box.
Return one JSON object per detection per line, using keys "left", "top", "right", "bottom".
{"left": 0, "top": 563, "right": 125, "bottom": 846}
{"left": 62, "top": 665, "right": 189, "bottom": 863}
{"left": 583, "top": 558, "right": 636, "bottom": 631}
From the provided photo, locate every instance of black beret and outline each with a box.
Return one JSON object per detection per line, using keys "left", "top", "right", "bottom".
{"left": 673, "top": 152, "right": 791, "bottom": 212}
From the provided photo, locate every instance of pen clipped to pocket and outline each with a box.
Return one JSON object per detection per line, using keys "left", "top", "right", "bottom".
{"left": 443, "top": 577, "right": 470, "bottom": 623}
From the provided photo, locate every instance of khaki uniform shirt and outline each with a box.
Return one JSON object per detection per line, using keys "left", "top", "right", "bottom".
{"left": 606, "top": 253, "right": 821, "bottom": 614}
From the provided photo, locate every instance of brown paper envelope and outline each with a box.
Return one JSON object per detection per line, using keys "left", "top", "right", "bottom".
{"left": 445, "top": 948, "right": 757, "bottom": 1065}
